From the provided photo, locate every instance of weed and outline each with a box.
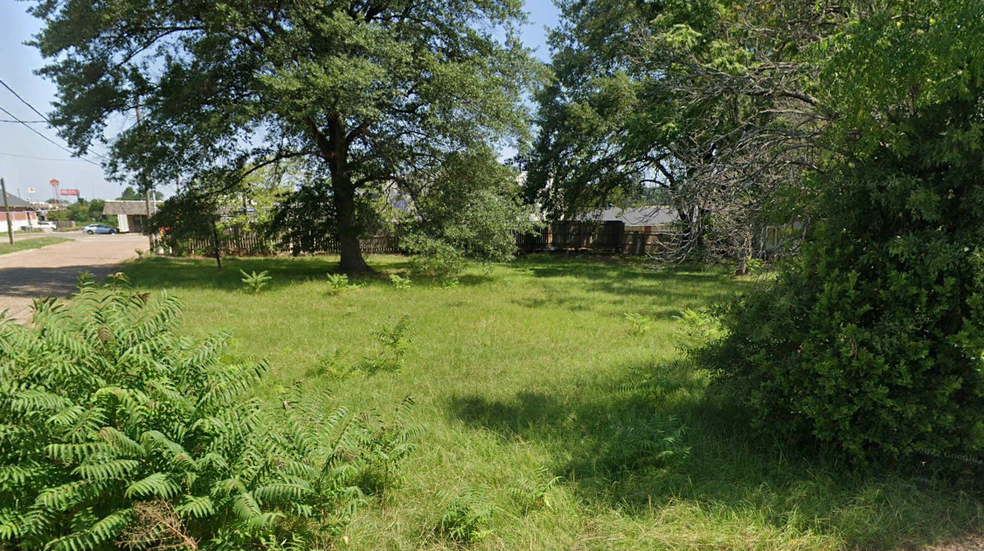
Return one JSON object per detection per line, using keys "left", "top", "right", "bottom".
{"left": 436, "top": 487, "right": 494, "bottom": 544}
{"left": 508, "top": 467, "right": 562, "bottom": 514}
{"left": 389, "top": 273, "right": 411, "bottom": 290}
{"left": 327, "top": 273, "right": 355, "bottom": 296}
{"left": 441, "top": 277, "right": 460, "bottom": 289}
{"left": 314, "top": 346, "right": 356, "bottom": 379}
{"left": 361, "top": 315, "right": 414, "bottom": 373}
{"left": 624, "top": 312, "right": 653, "bottom": 335}
{"left": 240, "top": 269, "right": 272, "bottom": 293}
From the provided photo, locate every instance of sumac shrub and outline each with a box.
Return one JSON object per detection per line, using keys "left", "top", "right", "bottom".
{"left": 0, "top": 276, "right": 416, "bottom": 550}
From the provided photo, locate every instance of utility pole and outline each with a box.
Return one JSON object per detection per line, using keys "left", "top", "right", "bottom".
{"left": 135, "top": 98, "right": 154, "bottom": 250}
{"left": 1, "top": 177, "right": 14, "bottom": 245}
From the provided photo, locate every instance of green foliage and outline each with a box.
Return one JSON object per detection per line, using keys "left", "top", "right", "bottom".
{"left": 0, "top": 280, "right": 416, "bottom": 550}
{"left": 363, "top": 315, "right": 414, "bottom": 374}
{"left": 402, "top": 147, "right": 537, "bottom": 277}
{"left": 117, "top": 187, "right": 163, "bottom": 201}
{"left": 435, "top": 487, "right": 494, "bottom": 544}
{"left": 506, "top": 468, "right": 562, "bottom": 514}
{"left": 326, "top": 274, "right": 355, "bottom": 297}
{"left": 48, "top": 198, "right": 111, "bottom": 225}
{"left": 239, "top": 270, "right": 272, "bottom": 294}
{"left": 315, "top": 316, "right": 416, "bottom": 379}
{"left": 388, "top": 274, "right": 411, "bottom": 291}
{"left": 675, "top": 308, "right": 726, "bottom": 353}
{"left": 623, "top": 312, "right": 654, "bottom": 335}
{"left": 0, "top": 236, "right": 72, "bottom": 256}
{"left": 33, "top": 0, "right": 541, "bottom": 272}
{"left": 704, "top": 0, "right": 984, "bottom": 468}
{"left": 441, "top": 277, "right": 460, "bottom": 290}
{"left": 117, "top": 254, "right": 984, "bottom": 550}
{"left": 149, "top": 191, "right": 220, "bottom": 257}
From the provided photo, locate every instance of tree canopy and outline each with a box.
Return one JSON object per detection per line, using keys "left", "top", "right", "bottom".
{"left": 525, "top": 0, "right": 841, "bottom": 271}
{"left": 704, "top": 0, "right": 984, "bottom": 467}
{"left": 117, "top": 186, "right": 163, "bottom": 201}
{"left": 31, "top": 0, "right": 539, "bottom": 272}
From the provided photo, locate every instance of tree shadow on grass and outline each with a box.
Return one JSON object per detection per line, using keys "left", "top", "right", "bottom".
{"left": 512, "top": 255, "right": 753, "bottom": 307}
{"left": 446, "top": 360, "right": 984, "bottom": 550}
{"left": 123, "top": 255, "right": 498, "bottom": 293}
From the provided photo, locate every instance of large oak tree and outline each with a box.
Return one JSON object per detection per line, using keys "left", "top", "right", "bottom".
{"left": 30, "top": 0, "right": 537, "bottom": 272}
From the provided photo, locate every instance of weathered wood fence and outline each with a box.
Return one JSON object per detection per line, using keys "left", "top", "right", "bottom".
{"left": 166, "top": 221, "right": 682, "bottom": 258}
{"left": 176, "top": 232, "right": 403, "bottom": 256}
{"left": 517, "top": 222, "right": 677, "bottom": 256}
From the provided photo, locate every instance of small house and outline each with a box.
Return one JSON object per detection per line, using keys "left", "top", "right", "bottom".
{"left": 102, "top": 201, "right": 154, "bottom": 233}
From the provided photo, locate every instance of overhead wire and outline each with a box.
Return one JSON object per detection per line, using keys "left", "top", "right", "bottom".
{"left": 0, "top": 151, "right": 98, "bottom": 162}
{"left": 0, "top": 77, "right": 110, "bottom": 161}
{"left": 0, "top": 77, "right": 53, "bottom": 124}
{"left": 0, "top": 104, "right": 102, "bottom": 167}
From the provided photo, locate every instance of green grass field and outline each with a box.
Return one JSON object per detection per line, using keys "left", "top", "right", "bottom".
{"left": 0, "top": 235, "right": 72, "bottom": 255}
{"left": 122, "top": 254, "right": 984, "bottom": 550}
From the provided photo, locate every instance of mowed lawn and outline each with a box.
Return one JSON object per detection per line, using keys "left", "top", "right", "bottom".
{"left": 122, "top": 254, "right": 984, "bottom": 551}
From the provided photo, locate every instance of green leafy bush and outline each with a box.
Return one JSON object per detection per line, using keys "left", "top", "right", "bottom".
{"left": 507, "top": 468, "right": 561, "bottom": 514}
{"left": 702, "top": 0, "right": 984, "bottom": 468}
{"left": 362, "top": 315, "right": 415, "bottom": 374}
{"left": 623, "top": 312, "right": 653, "bottom": 335}
{"left": 435, "top": 487, "right": 494, "bottom": 544}
{"left": 239, "top": 269, "right": 272, "bottom": 294}
{"left": 326, "top": 273, "right": 354, "bottom": 296}
{"left": 389, "top": 274, "right": 411, "bottom": 291}
{"left": 0, "top": 279, "right": 415, "bottom": 550}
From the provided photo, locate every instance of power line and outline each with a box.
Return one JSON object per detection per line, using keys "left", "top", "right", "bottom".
{"left": 0, "top": 119, "right": 47, "bottom": 124}
{"left": 0, "top": 151, "right": 99, "bottom": 162}
{"left": 0, "top": 104, "right": 102, "bottom": 167}
{"left": 0, "top": 77, "right": 53, "bottom": 124}
{"left": 0, "top": 77, "right": 110, "bottom": 161}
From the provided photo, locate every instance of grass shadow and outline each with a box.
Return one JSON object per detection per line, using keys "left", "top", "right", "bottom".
{"left": 446, "top": 359, "right": 984, "bottom": 550}
{"left": 124, "top": 255, "right": 498, "bottom": 293}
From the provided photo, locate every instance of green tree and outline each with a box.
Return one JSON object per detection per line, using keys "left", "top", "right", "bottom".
{"left": 525, "top": 0, "right": 840, "bottom": 272}
{"left": 706, "top": 0, "right": 984, "bottom": 467}
{"left": 117, "top": 186, "right": 163, "bottom": 201}
{"left": 31, "top": 0, "right": 538, "bottom": 272}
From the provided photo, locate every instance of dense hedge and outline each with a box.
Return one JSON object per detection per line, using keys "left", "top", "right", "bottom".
{"left": 703, "top": 0, "right": 984, "bottom": 469}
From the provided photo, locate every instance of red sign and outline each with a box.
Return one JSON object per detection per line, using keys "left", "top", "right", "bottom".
{"left": 50, "top": 179, "right": 59, "bottom": 187}
{"left": 59, "top": 189, "right": 79, "bottom": 196}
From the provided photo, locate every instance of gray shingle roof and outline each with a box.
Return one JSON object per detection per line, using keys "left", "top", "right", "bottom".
{"left": 103, "top": 201, "right": 151, "bottom": 215}
{"left": 582, "top": 206, "right": 678, "bottom": 227}
{"left": 1, "top": 192, "right": 32, "bottom": 209}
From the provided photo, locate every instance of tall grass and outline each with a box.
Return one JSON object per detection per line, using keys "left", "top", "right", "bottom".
{"left": 122, "top": 254, "right": 984, "bottom": 550}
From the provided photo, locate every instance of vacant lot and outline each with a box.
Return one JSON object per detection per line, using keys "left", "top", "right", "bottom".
{"left": 121, "top": 254, "right": 984, "bottom": 550}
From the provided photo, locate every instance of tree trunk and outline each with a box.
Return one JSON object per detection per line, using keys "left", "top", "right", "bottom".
{"left": 211, "top": 217, "right": 222, "bottom": 271}
{"left": 332, "top": 181, "right": 370, "bottom": 273}
{"left": 312, "top": 114, "right": 372, "bottom": 273}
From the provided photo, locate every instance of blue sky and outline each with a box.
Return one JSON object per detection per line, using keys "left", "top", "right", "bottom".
{"left": 0, "top": 1, "right": 559, "bottom": 201}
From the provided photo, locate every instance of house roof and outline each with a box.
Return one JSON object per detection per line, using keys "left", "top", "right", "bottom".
{"left": 1, "top": 191, "right": 32, "bottom": 209}
{"left": 103, "top": 200, "right": 152, "bottom": 215}
{"left": 582, "top": 206, "right": 678, "bottom": 227}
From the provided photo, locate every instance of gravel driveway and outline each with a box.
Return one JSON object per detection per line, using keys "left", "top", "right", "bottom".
{"left": 0, "top": 232, "right": 148, "bottom": 322}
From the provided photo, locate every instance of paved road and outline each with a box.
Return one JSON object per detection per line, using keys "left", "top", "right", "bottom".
{"left": 0, "top": 232, "right": 148, "bottom": 322}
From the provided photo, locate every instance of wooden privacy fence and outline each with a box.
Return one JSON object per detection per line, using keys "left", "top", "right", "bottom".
{"left": 174, "top": 232, "right": 402, "bottom": 257}
{"left": 167, "top": 222, "right": 683, "bottom": 258}
{"left": 516, "top": 221, "right": 676, "bottom": 256}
